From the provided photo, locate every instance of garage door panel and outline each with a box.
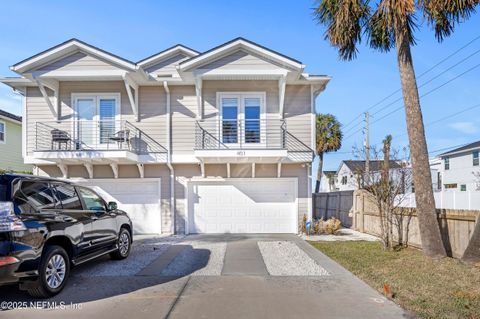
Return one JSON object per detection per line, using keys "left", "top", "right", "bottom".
{"left": 77, "top": 179, "right": 161, "bottom": 235}
{"left": 188, "top": 179, "right": 296, "bottom": 234}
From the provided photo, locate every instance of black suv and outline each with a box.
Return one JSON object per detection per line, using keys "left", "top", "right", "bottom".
{"left": 0, "top": 174, "right": 133, "bottom": 298}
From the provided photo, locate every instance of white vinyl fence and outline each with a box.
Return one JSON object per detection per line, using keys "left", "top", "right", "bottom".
{"left": 399, "top": 191, "right": 480, "bottom": 210}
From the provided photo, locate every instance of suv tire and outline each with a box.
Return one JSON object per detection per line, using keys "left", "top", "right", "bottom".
{"left": 27, "top": 245, "right": 70, "bottom": 298}
{"left": 110, "top": 228, "right": 131, "bottom": 260}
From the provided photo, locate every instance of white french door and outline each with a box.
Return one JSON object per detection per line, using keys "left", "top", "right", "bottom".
{"left": 74, "top": 94, "right": 120, "bottom": 149}
{"left": 219, "top": 93, "right": 265, "bottom": 147}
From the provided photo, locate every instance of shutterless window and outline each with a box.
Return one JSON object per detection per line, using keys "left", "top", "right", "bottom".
{"left": 437, "top": 172, "right": 442, "bottom": 190}
{"left": 0, "top": 121, "right": 5, "bottom": 142}
{"left": 52, "top": 183, "right": 83, "bottom": 210}
{"left": 444, "top": 157, "right": 450, "bottom": 170}
{"left": 78, "top": 187, "right": 105, "bottom": 211}
{"left": 473, "top": 151, "right": 479, "bottom": 166}
{"left": 460, "top": 184, "right": 467, "bottom": 191}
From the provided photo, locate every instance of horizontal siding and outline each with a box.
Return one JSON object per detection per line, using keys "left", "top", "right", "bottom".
{"left": 26, "top": 87, "right": 56, "bottom": 155}
{"left": 145, "top": 53, "right": 189, "bottom": 77}
{"left": 284, "top": 85, "right": 312, "bottom": 149}
{"left": 26, "top": 82, "right": 167, "bottom": 155}
{"left": 37, "top": 52, "right": 120, "bottom": 72}
{"left": 171, "top": 86, "right": 197, "bottom": 154}
{"left": 0, "top": 120, "right": 31, "bottom": 171}
{"left": 203, "top": 80, "right": 279, "bottom": 115}
{"left": 200, "top": 50, "right": 281, "bottom": 70}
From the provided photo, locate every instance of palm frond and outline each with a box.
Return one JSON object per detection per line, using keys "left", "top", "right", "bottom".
{"left": 420, "top": 0, "right": 480, "bottom": 41}
{"left": 367, "top": 0, "right": 417, "bottom": 52}
{"left": 313, "top": 0, "right": 371, "bottom": 60}
{"left": 316, "top": 113, "right": 343, "bottom": 154}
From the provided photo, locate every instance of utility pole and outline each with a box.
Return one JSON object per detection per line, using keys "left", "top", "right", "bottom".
{"left": 364, "top": 112, "right": 370, "bottom": 176}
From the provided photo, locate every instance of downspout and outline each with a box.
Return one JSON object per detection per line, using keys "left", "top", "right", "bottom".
{"left": 163, "top": 81, "right": 176, "bottom": 234}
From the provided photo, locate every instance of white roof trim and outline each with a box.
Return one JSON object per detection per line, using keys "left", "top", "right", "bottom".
{"left": 137, "top": 45, "right": 199, "bottom": 68}
{"left": 179, "top": 39, "right": 304, "bottom": 71}
{"left": 11, "top": 39, "right": 136, "bottom": 73}
{"left": 0, "top": 114, "right": 21, "bottom": 124}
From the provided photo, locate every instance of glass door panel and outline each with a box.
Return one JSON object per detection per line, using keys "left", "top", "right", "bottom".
{"left": 76, "top": 98, "right": 96, "bottom": 148}
{"left": 222, "top": 98, "right": 238, "bottom": 144}
{"left": 98, "top": 98, "right": 116, "bottom": 144}
{"left": 244, "top": 98, "right": 261, "bottom": 144}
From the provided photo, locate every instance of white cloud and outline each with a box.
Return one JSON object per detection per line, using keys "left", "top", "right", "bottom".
{"left": 448, "top": 121, "right": 478, "bottom": 135}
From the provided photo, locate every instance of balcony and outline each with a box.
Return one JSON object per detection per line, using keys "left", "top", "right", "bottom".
{"left": 33, "top": 120, "right": 167, "bottom": 164}
{"left": 194, "top": 118, "right": 313, "bottom": 163}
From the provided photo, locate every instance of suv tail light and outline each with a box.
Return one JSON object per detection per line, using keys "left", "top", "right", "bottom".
{"left": 0, "top": 202, "right": 26, "bottom": 232}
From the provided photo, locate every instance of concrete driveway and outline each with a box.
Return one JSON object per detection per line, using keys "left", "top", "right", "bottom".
{"left": 0, "top": 234, "right": 410, "bottom": 319}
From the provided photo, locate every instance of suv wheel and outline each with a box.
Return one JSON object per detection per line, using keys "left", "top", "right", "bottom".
{"left": 27, "top": 245, "right": 70, "bottom": 298}
{"left": 110, "top": 228, "right": 131, "bottom": 260}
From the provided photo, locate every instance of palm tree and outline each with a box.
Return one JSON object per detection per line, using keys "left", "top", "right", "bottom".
{"left": 315, "top": 114, "right": 343, "bottom": 193}
{"left": 314, "top": 0, "right": 479, "bottom": 258}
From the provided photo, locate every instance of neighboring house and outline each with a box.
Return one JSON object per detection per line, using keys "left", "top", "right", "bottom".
{"left": 0, "top": 37, "right": 330, "bottom": 235}
{"left": 318, "top": 170, "right": 337, "bottom": 192}
{"left": 0, "top": 109, "right": 31, "bottom": 172}
{"left": 335, "top": 160, "right": 405, "bottom": 191}
{"left": 437, "top": 140, "right": 480, "bottom": 192}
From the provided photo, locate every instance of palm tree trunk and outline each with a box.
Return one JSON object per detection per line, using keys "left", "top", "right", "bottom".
{"left": 395, "top": 26, "right": 447, "bottom": 258}
{"left": 315, "top": 152, "right": 324, "bottom": 193}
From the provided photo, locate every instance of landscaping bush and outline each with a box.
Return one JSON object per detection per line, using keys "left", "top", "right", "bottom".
{"left": 300, "top": 215, "right": 342, "bottom": 235}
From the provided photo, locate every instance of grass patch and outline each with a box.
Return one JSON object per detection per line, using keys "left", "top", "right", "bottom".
{"left": 310, "top": 241, "right": 480, "bottom": 319}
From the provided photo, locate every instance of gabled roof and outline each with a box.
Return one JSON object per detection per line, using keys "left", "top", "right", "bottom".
{"left": 0, "top": 109, "right": 22, "bottom": 123}
{"left": 179, "top": 37, "right": 304, "bottom": 71}
{"left": 439, "top": 140, "right": 480, "bottom": 157}
{"left": 340, "top": 160, "right": 402, "bottom": 173}
{"left": 137, "top": 44, "right": 199, "bottom": 68}
{"left": 11, "top": 38, "right": 137, "bottom": 73}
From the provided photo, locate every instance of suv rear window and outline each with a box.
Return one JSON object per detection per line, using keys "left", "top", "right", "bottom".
{"left": 52, "top": 183, "right": 83, "bottom": 210}
{"left": 14, "top": 181, "right": 59, "bottom": 213}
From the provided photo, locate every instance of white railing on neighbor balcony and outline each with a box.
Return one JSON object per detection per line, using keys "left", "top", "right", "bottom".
{"left": 35, "top": 120, "right": 167, "bottom": 155}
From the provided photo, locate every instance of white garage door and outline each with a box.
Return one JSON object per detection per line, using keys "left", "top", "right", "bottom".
{"left": 188, "top": 179, "right": 297, "bottom": 234}
{"left": 76, "top": 179, "right": 162, "bottom": 234}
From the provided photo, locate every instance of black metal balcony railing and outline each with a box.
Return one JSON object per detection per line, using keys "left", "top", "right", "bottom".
{"left": 195, "top": 119, "right": 287, "bottom": 150}
{"left": 35, "top": 120, "right": 167, "bottom": 155}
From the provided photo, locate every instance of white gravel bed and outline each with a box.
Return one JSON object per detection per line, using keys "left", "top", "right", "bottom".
{"left": 302, "top": 228, "right": 380, "bottom": 242}
{"left": 73, "top": 236, "right": 182, "bottom": 277}
{"left": 258, "top": 241, "right": 328, "bottom": 276}
{"left": 160, "top": 241, "right": 226, "bottom": 276}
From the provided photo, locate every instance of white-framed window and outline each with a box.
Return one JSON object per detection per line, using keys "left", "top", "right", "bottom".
{"left": 341, "top": 175, "right": 348, "bottom": 185}
{"left": 0, "top": 120, "right": 5, "bottom": 143}
{"left": 473, "top": 150, "right": 479, "bottom": 166}
{"left": 217, "top": 92, "right": 266, "bottom": 146}
{"left": 444, "top": 157, "right": 450, "bottom": 170}
{"left": 72, "top": 93, "right": 121, "bottom": 147}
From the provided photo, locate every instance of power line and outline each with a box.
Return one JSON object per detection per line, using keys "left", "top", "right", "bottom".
{"left": 393, "top": 103, "right": 480, "bottom": 139}
{"left": 370, "top": 62, "right": 480, "bottom": 126}
{"left": 340, "top": 33, "right": 480, "bottom": 131}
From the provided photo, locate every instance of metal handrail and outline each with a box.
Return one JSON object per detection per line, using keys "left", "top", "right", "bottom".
{"left": 195, "top": 118, "right": 287, "bottom": 150}
{"left": 35, "top": 120, "right": 167, "bottom": 155}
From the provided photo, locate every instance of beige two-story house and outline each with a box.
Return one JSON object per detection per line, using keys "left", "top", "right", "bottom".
{"left": 1, "top": 38, "right": 330, "bottom": 235}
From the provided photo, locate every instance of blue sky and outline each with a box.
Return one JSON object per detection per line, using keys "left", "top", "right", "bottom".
{"left": 0, "top": 1, "right": 479, "bottom": 171}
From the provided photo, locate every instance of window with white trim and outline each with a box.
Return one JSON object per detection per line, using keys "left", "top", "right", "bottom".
{"left": 218, "top": 92, "right": 265, "bottom": 145}
{"left": 473, "top": 150, "right": 479, "bottom": 166}
{"left": 0, "top": 121, "right": 5, "bottom": 143}
{"left": 444, "top": 157, "right": 450, "bottom": 170}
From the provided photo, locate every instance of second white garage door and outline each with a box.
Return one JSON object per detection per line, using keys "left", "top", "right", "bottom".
{"left": 187, "top": 178, "right": 297, "bottom": 234}
{"left": 76, "top": 179, "right": 162, "bottom": 234}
